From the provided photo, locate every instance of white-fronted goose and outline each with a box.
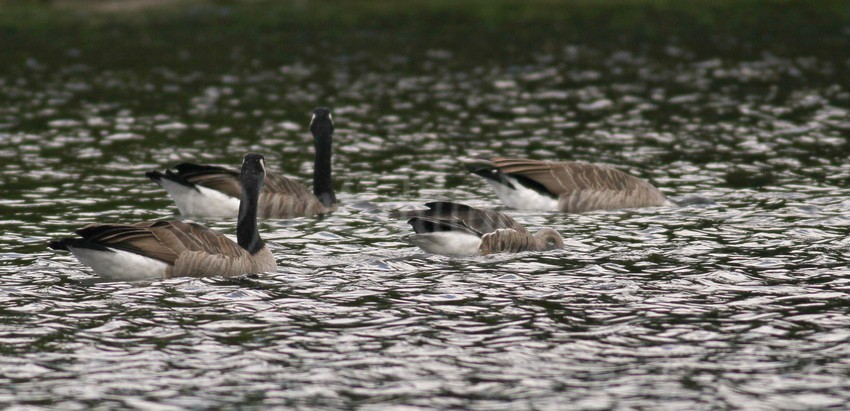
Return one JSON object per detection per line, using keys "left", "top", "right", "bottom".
{"left": 464, "top": 157, "right": 676, "bottom": 213}
{"left": 393, "top": 201, "right": 564, "bottom": 256}
{"left": 49, "top": 153, "right": 276, "bottom": 281}
{"left": 146, "top": 107, "right": 336, "bottom": 218}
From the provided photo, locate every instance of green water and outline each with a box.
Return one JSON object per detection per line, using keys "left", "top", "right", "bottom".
{"left": 1, "top": 1, "right": 849, "bottom": 409}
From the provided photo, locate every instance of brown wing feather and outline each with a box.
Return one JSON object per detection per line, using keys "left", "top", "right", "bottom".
{"left": 146, "top": 221, "right": 245, "bottom": 257}
{"left": 395, "top": 202, "right": 528, "bottom": 236}
{"left": 178, "top": 165, "right": 313, "bottom": 198}
{"left": 263, "top": 172, "right": 313, "bottom": 197}
{"left": 173, "top": 164, "right": 328, "bottom": 217}
{"left": 257, "top": 178, "right": 330, "bottom": 218}
{"left": 75, "top": 221, "right": 251, "bottom": 265}
{"left": 75, "top": 223, "right": 180, "bottom": 264}
{"left": 173, "top": 165, "right": 242, "bottom": 198}
{"left": 490, "top": 157, "right": 668, "bottom": 212}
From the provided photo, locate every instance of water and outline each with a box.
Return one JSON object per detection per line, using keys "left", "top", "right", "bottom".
{"left": 2, "top": 6, "right": 850, "bottom": 409}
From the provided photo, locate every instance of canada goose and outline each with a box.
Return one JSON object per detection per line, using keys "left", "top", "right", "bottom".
{"left": 146, "top": 107, "right": 336, "bottom": 218}
{"left": 49, "top": 153, "right": 276, "bottom": 281}
{"left": 464, "top": 157, "right": 677, "bottom": 213}
{"left": 393, "top": 201, "right": 564, "bottom": 256}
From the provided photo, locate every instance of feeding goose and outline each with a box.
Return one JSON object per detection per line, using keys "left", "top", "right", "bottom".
{"left": 49, "top": 153, "right": 276, "bottom": 281}
{"left": 464, "top": 157, "right": 678, "bottom": 213}
{"left": 146, "top": 107, "right": 337, "bottom": 218}
{"left": 393, "top": 201, "right": 564, "bottom": 257}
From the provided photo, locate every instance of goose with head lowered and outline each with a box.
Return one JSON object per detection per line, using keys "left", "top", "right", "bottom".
{"left": 463, "top": 157, "right": 681, "bottom": 213}
{"left": 393, "top": 201, "right": 564, "bottom": 257}
{"left": 146, "top": 107, "right": 337, "bottom": 219}
{"left": 49, "top": 153, "right": 276, "bottom": 281}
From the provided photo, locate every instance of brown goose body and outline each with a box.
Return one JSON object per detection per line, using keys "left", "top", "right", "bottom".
{"left": 394, "top": 201, "right": 564, "bottom": 256}
{"left": 465, "top": 157, "right": 674, "bottom": 213}
{"left": 51, "top": 153, "right": 276, "bottom": 281}
{"left": 147, "top": 108, "right": 337, "bottom": 219}
{"left": 156, "top": 164, "right": 333, "bottom": 218}
{"left": 51, "top": 221, "right": 276, "bottom": 280}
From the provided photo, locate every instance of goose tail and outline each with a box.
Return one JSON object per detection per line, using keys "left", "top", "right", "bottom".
{"left": 462, "top": 157, "right": 513, "bottom": 187}
{"left": 145, "top": 169, "right": 195, "bottom": 189}
{"left": 48, "top": 237, "right": 110, "bottom": 252}
{"left": 145, "top": 170, "right": 164, "bottom": 184}
{"left": 461, "top": 157, "right": 496, "bottom": 174}
{"left": 47, "top": 239, "right": 71, "bottom": 251}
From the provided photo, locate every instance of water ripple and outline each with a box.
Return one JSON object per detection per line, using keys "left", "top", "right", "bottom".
{"left": 1, "top": 18, "right": 850, "bottom": 409}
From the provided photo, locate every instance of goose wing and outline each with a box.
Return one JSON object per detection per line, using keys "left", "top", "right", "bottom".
{"left": 172, "top": 163, "right": 314, "bottom": 198}
{"left": 396, "top": 201, "right": 527, "bottom": 236}
{"left": 263, "top": 171, "right": 313, "bottom": 197}
{"left": 490, "top": 157, "right": 668, "bottom": 211}
{"left": 144, "top": 221, "right": 245, "bottom": 257}
{"left": 405, "top": 216, "right": 480, "bottom": 237}
{"left": 490, "top": 157, "right": 655, "bottom": 193}
{"left": 73, "top": 221, "right": 244, "bottom": 263}
{"left": 170, "top": 163, "right": 242, "bottom": 197}
{"left": 69, "top": 223, "right": 178, "bottom": 263}
{"left": 255, "top": 172, "right": 328, "bottom": 218}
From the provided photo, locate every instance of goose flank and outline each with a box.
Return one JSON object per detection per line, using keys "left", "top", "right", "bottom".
{"left": 146, "top": 107, "right": 337, "bottom": 218}
{"left": 50, "top": 153, "right": 276, "bottom": 281}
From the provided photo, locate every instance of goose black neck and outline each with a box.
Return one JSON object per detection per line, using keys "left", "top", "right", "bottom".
{"left": 313, "top": 135, "right": 336, "bottom": 207}
{"left": 237, "top": 180, "right": 264, "bottom": 254}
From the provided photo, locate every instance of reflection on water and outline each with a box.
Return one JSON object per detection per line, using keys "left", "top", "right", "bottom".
{"left": 1, "top": 7, "right": 850, "bottom": 409}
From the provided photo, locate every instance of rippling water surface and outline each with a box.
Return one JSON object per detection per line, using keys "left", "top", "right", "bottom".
{"left": 2, "top": 6, "right": 850, "bottom": 409}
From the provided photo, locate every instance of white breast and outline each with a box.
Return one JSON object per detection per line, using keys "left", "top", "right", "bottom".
{"left": 67, "top": 246, "right": 169, "bottom": 281}
{"left": 159, "top": 179, "right": 241, "bottom": 218}
{"left": 485, "top": 176, "right": 560, "bottom": 211}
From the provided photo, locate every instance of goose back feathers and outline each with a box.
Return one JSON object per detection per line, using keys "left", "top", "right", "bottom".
{"left": 465, "top": 157, "right": 673, "bottom": 213}
{"left": 394, "top": 201, "right": 564, "bottom": 256}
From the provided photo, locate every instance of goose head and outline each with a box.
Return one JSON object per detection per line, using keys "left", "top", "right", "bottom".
{"left": 310, "top": 107, "right": 334, "bottom": 142}
{"left": 241, "top": 153, "right": 266, "bottom": 191}
{"left": 533, "top": 228, "right": 564, "bottom": 251}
